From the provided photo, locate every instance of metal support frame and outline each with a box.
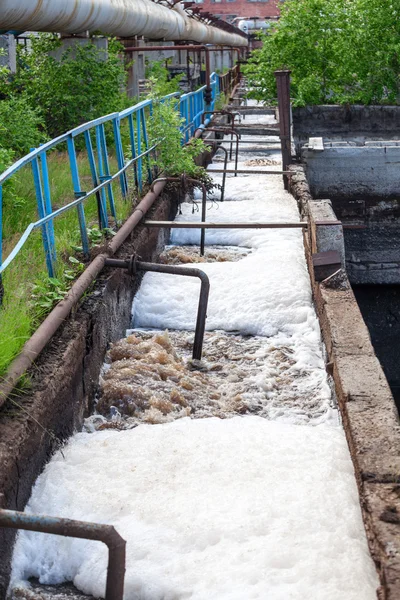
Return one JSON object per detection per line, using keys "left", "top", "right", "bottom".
{"left": 0, "top": 509, "right": 126, "bottom": 600}
{"left": 105, "top": 256, "right": 210, "bottom": 361}
{"left": 195, "top": 127, "right": 240, "bottom": 173}
{"left": 274, "top": 70, "right": 292, "bottom": 190}
{"left": 125, "top": 45, "right": 215, "bottom": 110}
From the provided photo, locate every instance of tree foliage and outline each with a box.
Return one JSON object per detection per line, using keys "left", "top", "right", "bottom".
{"left": 4, "top": 34, "right": 128, "bottom": 140}
{"left": 243, "top": 0, "right": 400, "bottom": 105}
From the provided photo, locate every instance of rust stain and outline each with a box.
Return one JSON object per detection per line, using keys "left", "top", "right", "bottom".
{"left": 30, "top": 0, "right": 45, "bottom": 21}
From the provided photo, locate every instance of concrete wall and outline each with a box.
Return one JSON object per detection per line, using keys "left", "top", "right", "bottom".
{"left": 289, "top": 164, "right": 400, "bottom": 600}
{"left": 0, "top": 34, "right": 16, "bottom": 73}
{"left": 301, "top": 142, "right": 400, "bottom": 284}
{"left": 293, "top": 105, "right": 400, "bottom": 154}
{"left": 303, "top": 142, "right": 400, "bottom": 199}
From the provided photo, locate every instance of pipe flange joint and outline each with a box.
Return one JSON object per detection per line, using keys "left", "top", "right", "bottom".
{"left": 128, "top": 255, "right": 138, "bottom": 276}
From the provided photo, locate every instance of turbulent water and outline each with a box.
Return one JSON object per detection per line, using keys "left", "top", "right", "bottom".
{"left": 10, "top": 108, "right": 379, "bottom": 600}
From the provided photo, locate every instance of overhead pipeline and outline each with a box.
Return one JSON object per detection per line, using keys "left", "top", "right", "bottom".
{"left": 0, "top": 0, "right": 248, "bottom": 46}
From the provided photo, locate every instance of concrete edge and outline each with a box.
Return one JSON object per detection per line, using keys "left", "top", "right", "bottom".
{"left": 289, "top": 164, "right": 400, "bottom": 600}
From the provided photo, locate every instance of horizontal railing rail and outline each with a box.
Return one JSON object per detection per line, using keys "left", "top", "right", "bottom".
{"left": 0, "top": 68, "right": 229, "bottom": 282}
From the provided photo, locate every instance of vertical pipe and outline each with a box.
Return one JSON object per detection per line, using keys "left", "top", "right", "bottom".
{"left": 137, "top": 110, "right": 143, "bottom": 192}
{"left": 128, "top": 113, "right": 139, "bottom": 189}
{"left": 204, "top": 49, "right": 212, "bottom": 111}
{"left": 66, "top": 137, "right": 90, "bottom": 256}
{"left": 274, "top": 70, "right": 292, "bottom": 190}
{"left": 141, "top": 108, "right": 152, "bottom": 183}
{"left": 112, "top": 117, "right": 128, "bottom": 199}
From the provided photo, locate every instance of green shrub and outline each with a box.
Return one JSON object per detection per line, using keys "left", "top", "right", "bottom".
{"left": 0, "top": 95, "right": 45, "bottom": 156}
{"left": 148, "top": 99, "right": 206, "bottom": 178}
{"left": 14, "top": 34, "right": 129, "bottom": 138}
{"left": 145, "top": 60, "right": 183, "bottom": 98}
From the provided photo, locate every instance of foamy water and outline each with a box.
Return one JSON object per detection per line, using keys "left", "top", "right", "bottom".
{"left": 10, "top": 111, "right": 379, "bottom": 599}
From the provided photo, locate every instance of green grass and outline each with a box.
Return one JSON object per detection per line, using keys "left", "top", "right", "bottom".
{"left": 0, "top": 149, "right": 137, "bottom": 377}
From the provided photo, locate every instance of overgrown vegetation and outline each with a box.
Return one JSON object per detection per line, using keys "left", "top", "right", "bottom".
{"left": 149, "top": 99, "right": 207, "bottom": 179}
{"left": 0, "top": 152, "right": 133, "bottom": 376}
{"left": 1, "top": 35, "right": 129, "bottom": 143}
{"left": 145, "top": 60, "right": 183, "bottom": 97}
{"left": 244, "top": 0, "right": 400, "bottom": 106}
{"left": 0, "top": 41, "right": 216, "bottom": 377}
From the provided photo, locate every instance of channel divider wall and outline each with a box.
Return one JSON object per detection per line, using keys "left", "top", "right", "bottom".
{"left": 289, "top": 163, "right": 400, "bottom": 600}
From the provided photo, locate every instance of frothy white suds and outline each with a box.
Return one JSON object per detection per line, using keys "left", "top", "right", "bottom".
{"left": 10, "top": 418, "right": 378, "bottom": 600}
{"left": 9, "top": 112, "right": 378, "bottom": 599}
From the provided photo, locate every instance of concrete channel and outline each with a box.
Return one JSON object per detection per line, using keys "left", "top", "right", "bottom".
{"left": 1, "top": 97, "right": 399, "bottom": 599}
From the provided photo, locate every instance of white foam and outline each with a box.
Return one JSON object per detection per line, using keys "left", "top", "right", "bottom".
{"left": 10, "top": 417, "right": 379, "bottom": 600}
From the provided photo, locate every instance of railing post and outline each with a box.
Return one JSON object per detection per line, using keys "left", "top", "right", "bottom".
{"left": 66, "top": 137, "right": 90, "bottom": 256}
{"left": 274, "top": 70, "right": 292, "bottom": 190}
{"left": 31, "top": 155, "right": 56, "bottom": 277}
{"left": 112, "top": 117, "right": 128, "bottom": 199}
{"left": 39, "top": 150, "right": 56, "bottom": 265}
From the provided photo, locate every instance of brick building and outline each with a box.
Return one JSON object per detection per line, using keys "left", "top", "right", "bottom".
{"left": 192, "top": 0, "right": 282, "bottom": 24}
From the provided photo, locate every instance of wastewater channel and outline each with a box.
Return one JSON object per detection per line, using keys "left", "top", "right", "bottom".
{"left": 9, "top": 107, "right": 379, "bottom": 599}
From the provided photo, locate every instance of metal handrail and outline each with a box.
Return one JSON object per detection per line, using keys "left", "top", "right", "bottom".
{"left": 0, "top": 69, "right": 230, "bottom": 281}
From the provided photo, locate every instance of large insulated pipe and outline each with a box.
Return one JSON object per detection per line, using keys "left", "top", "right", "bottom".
{"left": 0, "top": 0, "right": 247, "bottom": 46}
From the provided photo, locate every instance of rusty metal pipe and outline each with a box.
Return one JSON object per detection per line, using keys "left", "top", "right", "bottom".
{"left": 195, "top": 127, "right": 239, "bottom": 173}
{"left": 207, "top": 169, "right": 292, "bottom": 176}
{"left": 205, "top": 141, "right": 228, "bottom": 201}
{"left": 0, "top": 180, "right": 167, "bottom": 408}
{"left": 150, "top": 177, "right": 208, "bottom": 255}
{"left": 125, "top": 45, "right": 214, "bottom": 101}
{"left": 274, "top": 70, "right": 292, "bottom": 190}
{"left": 0, "top": 509, "right": 126, "bottom": 600}
{"left": 104, "top": 257, "right": 210, "bottom": 361}
{"left": 143, "top": 220, "right": 343, "bottom": 229}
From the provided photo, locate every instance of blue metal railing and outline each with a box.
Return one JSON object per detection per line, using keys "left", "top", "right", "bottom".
{"left": 0, "top": 72, "right": 222, "bottom": 280}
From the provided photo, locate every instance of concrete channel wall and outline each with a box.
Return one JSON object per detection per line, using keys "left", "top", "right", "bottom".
{"left": 0, "top": 126, "right": 221, "bottom": 593}
{"left": 0, "top": 193, "right": 174, "bottom": 595}
{"left": 289, "top": 164, "right": 400, "bottom": 600}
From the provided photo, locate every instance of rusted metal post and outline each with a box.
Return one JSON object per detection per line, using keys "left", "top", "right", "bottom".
{"left": 150, "top": 176, "right": 208, "bottom": 255}
{"left": 0, "top": 509, "right": 126, "bottom": 600}
{"left": 206, "top": 141, "right": 228, "bottom": 201}
{"left": 204, "top": 48, "right": 212, "bottom": 110}
{"left": 274, "top": 70, "right": 292, "bottom": 190}
{"left": 195, "top": 127, "right": 239, "bottom": 174}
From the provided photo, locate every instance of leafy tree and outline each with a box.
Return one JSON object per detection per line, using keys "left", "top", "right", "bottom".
{"left": 12, "top": 34, "right": 128, "bottom": 138}
{"left": 243, "top": 0, "right": 400, "bottom": 106}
